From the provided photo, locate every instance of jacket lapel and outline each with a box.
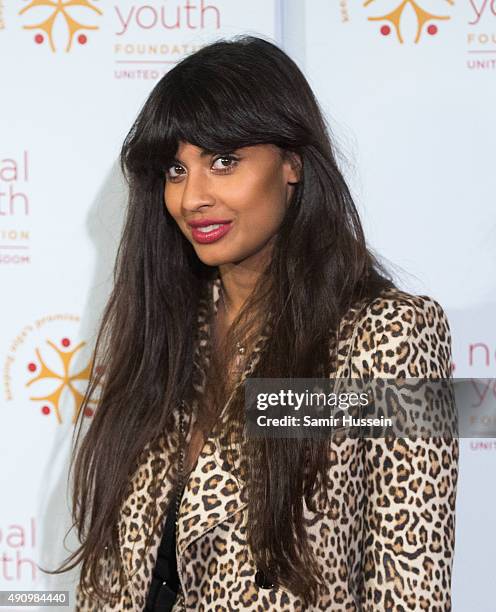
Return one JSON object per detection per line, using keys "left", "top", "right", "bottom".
{"left": 176, "top": 272, "right": 274, "bottom": 555}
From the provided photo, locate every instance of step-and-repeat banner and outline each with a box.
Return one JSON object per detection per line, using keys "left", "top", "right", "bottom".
{"left": 1, "top": 1, "right": 494, "bottom": 609}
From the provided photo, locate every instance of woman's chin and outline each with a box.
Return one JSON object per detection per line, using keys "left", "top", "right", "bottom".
{"left": 193, "top": 249, "right": 237, "bottom": 267}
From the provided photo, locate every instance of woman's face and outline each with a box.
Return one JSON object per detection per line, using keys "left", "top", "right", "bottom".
{"left": 164, "top": 141, "right": 300, "bottom": 269}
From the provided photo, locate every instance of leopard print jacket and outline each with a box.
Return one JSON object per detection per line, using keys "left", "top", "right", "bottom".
{"left": 74, "top": 276, "right": 459, "bottom": 611}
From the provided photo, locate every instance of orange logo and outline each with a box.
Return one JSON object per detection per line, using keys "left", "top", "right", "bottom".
{"left": 19, "top": 0, "right": 102, "bottom": 52}
{"left": 26, "top": 337, "right": 98, "bottom": 423}
{"left": 364, "top": 0, "right": 454, "bottom": 43}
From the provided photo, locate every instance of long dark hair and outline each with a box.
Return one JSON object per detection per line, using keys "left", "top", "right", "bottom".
{"left": 50, "top": 35, "right": 394, "bottom": 606}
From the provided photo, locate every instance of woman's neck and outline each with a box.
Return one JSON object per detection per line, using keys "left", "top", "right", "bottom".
{"left": 217, "top": 268, "right": 259, "bottom": 323}
{"left": 216, "top": 240, "right": 273, "bottom": 320}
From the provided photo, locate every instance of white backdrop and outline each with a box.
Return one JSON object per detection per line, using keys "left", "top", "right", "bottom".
{"left": 1, "top": 1, "right": 494, "bottom": 610}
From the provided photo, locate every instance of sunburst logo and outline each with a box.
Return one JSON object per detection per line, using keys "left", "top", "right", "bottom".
{"left": 25, "top": 336, "right": 99, "bottom": 424}
{"left": 364, "top": 0, "right": 454, "bottom": 43}
{"left": 18, "top": 0, "right": 102, "bottom": 52}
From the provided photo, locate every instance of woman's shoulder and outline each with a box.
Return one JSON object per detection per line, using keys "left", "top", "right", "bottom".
{"left": 340, "top": 285, "right": 452, "bottom": 378}
{"left": 347, "top": 285, "right": 450, "bottom": 332}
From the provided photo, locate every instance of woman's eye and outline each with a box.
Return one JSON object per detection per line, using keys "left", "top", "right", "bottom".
{"left": 166, "top": 164, "right": 184, "bottom": 180}
{"left": 212, "top": 155, "right": 239, "bottom": 172}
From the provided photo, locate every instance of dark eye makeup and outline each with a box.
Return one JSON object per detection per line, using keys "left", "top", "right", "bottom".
{"left": 165, "top": 153, "right": 240, "bottom": 181}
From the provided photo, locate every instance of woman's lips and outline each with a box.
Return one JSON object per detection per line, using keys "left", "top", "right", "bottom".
{"left": 190, "top": 221, "right": 233, "bottom": 244}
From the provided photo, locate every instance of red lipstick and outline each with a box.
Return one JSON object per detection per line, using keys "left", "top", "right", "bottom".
{"left": 187, "top": 219, "right": 233, "bottom": 244}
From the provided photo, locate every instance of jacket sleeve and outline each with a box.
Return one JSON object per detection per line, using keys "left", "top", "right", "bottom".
{"left": 74, "top": 575, "right": 134, "bottom": 611}
{"left": 359, "top": 295, "right": 459, "bottom": 611}
{"left": 73, "top": 544, "right": 131, "bottom": 611}
{"left": 74, "top": 580, "right": 101, "bottom": 612}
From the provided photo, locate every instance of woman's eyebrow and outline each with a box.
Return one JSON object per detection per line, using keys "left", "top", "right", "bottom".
{"left": 172, "top": 148, "right": 238, "bottom": 165}
{"left": 172, "top": 148, "right": 216, "bottom": 165}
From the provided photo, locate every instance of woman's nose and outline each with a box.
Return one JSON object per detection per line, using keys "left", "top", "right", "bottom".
{"left": 180, "top": 172, "right": 215, "bottom": 212}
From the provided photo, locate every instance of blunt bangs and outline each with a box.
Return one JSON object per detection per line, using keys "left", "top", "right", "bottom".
{"left": 122, "top": 37, "right": 307, "bottom": 181}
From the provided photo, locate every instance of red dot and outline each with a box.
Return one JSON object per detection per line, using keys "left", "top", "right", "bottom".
{"left": 61, "top": 337, "right": 70, "bottom": 347}
{"left": 28, "top": 362, "right": 37, "bottom": 372}
{"left": 84, "top": 407, "right": 94, "bottom": 417}
{"left": 34, "top": 33, "right": 44, "bottom": 44}
{"left": 380, "top": 25, "right": 391, "bottom": 36}
{"left": 78, "top": 34, "right": 87, "bottom": 45}
{"left": 41, "top": 405, "right": 50, "bottom": 415}
{"left": 427, "top": 24, "right": 438, "bottom": 35}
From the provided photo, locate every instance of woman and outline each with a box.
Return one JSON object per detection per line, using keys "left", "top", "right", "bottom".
{"left": 55, "top": 35, "right": 458, "bottom": 610}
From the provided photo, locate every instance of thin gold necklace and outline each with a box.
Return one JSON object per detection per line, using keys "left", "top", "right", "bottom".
{"left": 218, "top": 285, "right": 247, "bottom": 372}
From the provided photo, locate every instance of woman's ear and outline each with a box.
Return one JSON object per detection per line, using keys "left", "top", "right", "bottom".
{"left": 284, "top": 151, "right": 302, "bottom": 185}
